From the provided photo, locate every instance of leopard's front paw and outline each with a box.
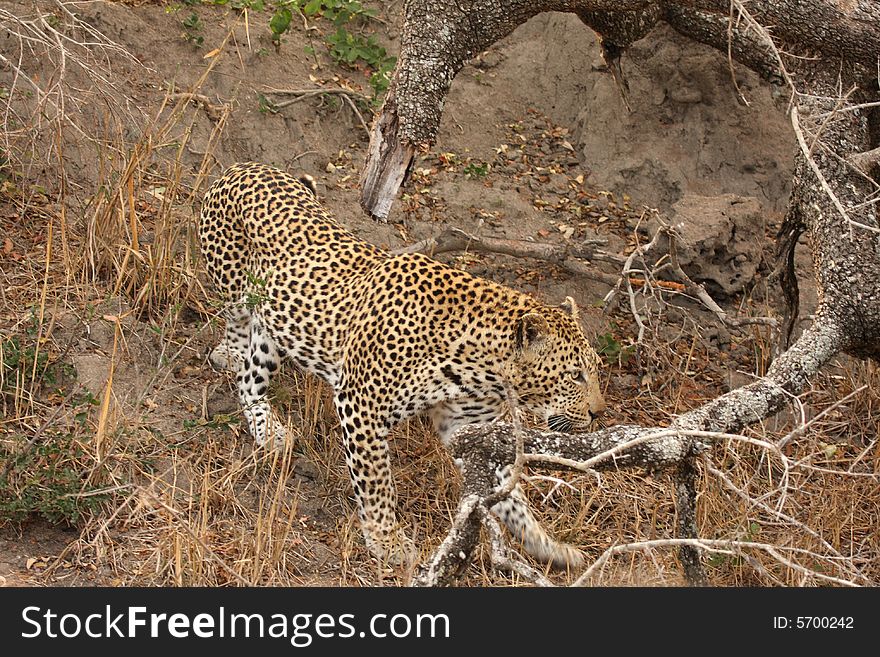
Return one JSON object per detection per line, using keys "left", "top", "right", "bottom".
{"left": 363, "top": 526, "right": 416, "bottom": 567}
{"left": 208, "top": 339, "right": 244, "bottom": 371}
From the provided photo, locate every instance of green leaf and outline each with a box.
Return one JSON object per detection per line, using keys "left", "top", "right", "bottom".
{"left": 304, "top": 0, "right": 323, "bottom": 15}
{"left": 269, "top": 7, "right": 293, "bottom": 43}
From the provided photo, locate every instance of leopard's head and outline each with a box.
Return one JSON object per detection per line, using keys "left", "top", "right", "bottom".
{"left": 507, "top": 297, "right": 605, "bottom": 431}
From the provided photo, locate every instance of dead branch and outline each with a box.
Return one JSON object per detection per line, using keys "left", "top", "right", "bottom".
{"left": 393, "top": 225, "right": 621, "bottom": 286}
{"left": 359, "top": 91, "right": 416, "bottom": 220}
{"left": 415, "top": 314, "right": 848, "bottom": 586}
{"left": 664, "top": 227, "right": 778, "bottom": 329}
{"left": 598, "top": 223, "right": 777, "bottom": 359}
{"left": 265, "top": 86, "right": 371, "bottom": 104}
{"left": 790, "top": 106, "right": 859, "bottom": 239}
{"left": 266, "top": 87, "right": 370, "bottom": 137}
{"left": 705, "top": 462, "right": 872, "bottom": 585}
{"left": 264, "top": 86, "right": 372, "bottom": 136}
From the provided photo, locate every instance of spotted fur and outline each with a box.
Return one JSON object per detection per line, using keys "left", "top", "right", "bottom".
{"left": 199, "top": 162, "right": 606, "bottom": 566}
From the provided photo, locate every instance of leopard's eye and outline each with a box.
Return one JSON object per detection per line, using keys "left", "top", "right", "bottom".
{"left": 569, "top": 370, "right": 585, "bottom": 382}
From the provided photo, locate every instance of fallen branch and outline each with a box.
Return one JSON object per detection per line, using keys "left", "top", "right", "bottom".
{"left": 263, "top": 86, "right": 372, "bottom": 136}
{"left": 264, "top": 86, "right": 372, "bottom": 105}
{"left": 413, "top": 316, "right": 847, "bottom": 586}
{"left": 393, "top": 225, "right": 621, "bottom": 286}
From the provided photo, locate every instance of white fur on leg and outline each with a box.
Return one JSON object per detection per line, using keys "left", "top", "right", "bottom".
{"left": 209, "top": 339, "right": 244, "bottom": 371}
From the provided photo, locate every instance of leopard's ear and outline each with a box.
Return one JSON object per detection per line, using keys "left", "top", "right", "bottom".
{"left": 514, "top": 312, "right": 549, "bottom": 354}
{"left": 559, "top": 296, "right": 579, "bottom": 320}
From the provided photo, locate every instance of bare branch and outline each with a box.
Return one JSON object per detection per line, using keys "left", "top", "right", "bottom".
{"left": 574, "top": 538, "right": 861, "bottom": 587}
{"left": 393, "top": 225, "right": 620, "bottom": 286}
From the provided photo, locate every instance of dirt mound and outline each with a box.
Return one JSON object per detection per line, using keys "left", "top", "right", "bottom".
{"left": 445, "top": 13, "right": 794, "bottom": 214}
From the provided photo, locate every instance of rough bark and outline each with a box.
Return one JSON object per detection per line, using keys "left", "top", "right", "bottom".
{"left": 787, "top": 60, "right": 880, "bottom": 361}
{"left": 674, "top": 456, "right": 706, "bottom": 586}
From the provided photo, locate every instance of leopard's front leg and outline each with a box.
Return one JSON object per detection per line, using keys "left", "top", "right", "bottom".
{"left": 334, "top": 388, "right": 414, "bottom": 565}
{"left": 433, "top": 401, "right": 585, "bottom": 569}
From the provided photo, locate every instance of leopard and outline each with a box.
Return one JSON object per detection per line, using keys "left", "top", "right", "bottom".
{"left": 198, "top": 162, "right": 606, "bottom": 568}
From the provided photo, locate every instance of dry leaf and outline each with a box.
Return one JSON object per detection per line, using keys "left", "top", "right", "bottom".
{"left": 203, "top": 48, "right": 221, "bottom": 59}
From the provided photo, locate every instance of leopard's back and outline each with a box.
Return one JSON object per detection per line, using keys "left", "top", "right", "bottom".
{"left": 198, "top": 162, "right": 385, "bottom": 378}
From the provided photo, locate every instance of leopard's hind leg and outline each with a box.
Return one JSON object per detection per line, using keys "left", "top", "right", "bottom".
{"left": 209, "top": 303, "right": 250, "bottom": 371}
{"left": 237, "top": 315, "right": 288, "bottom": 449}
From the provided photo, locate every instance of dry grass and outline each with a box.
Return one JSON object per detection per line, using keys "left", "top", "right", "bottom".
{"left": 1, "top": 3, "right": 877, "bottom": 588}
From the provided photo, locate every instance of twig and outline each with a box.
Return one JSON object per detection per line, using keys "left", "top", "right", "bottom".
{"left": 263, "top": 86, "right": 372, "bottom": 137}
{"left": 395, "top": 226, "right": 619, "bottom": 286}
{"left": 778, "top": 384, "right": 867, "bottom": 449}
{"left": 602, "top": 220, "right": 663, "bottom": 312}
{"left": 340, "top": 93, "right": 371, "bottom": 137}
{"left": 573, "top": 538, "right": 860, "bottom": 587}
{"left": 706, "top": 463, "right": 872, "bottom": 585}
{"left": 263, "top": 86, "right": 370, "bottom": 104}
{"left": 666, "top": 227, "right": 778, "bottom": 328}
